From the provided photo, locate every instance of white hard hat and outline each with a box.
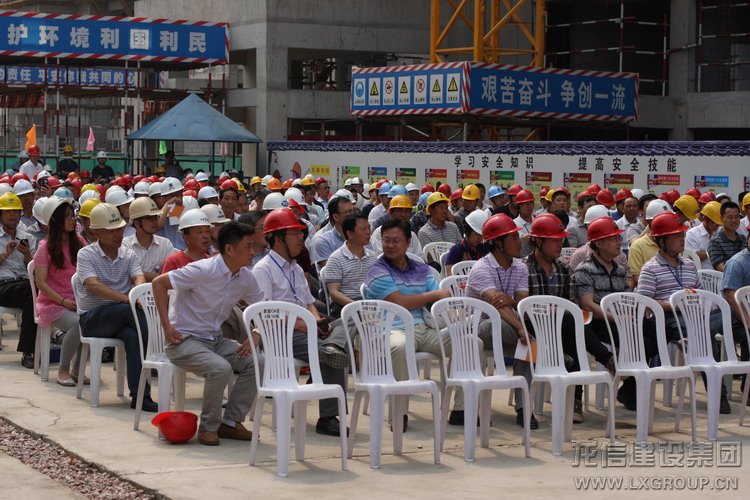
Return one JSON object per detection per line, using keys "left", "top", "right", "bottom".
{"left": 284, "top": 187, "right": 307, "bottom": 206}
{"left": 12, "top": 179, "right": 33, "bottom": 196}
{"left": 78, "top": 189, "right": 100, "bottom": 204}
{"left": 261, "top": 174, "right": 273, "bottom": 186}
{"left": 160, "top": 177, "right": 182, "bottom": 196}
{"left": 133, "top": 181, "right": 151, "bottom": 195}
{"left": 178, "top": 208, "right": 211, "bottom": 232}
{"left": 465, "top": 209, "right": 489, "bottom": 235}
{"left": 182, "top": 195, "right": 199, "bottom": 211}
{"left": 37, "top": 170, "right": 51, "bottom": 181}
{"left": 332, "top": 189, "right": 355, "bottom": 203}
{"left": 89, "top": 202, "right": 126, "bottom": 230}
{"left": 18, "top": 150, "right": 28, "bottom": 159}
{"left": 344, "top": 178, "right": 352, "bottom": 187}
{"left": 129, "top": 197, "right": 161, "bottom": 220}
{"left": 201, "top": 203, "right": 230, "bottom": 225}
{"left": 0, "top": 184, "right": 12, "bottom": 195}
{"left": 583, "top": 204, "right": 612, "bottom": 225}
{"left": 262, "top": 192, "right": 289, "bottom": 211}
{"left": 218, "top": 171, "right": 230, "bottom": 180}
{"left": 105, "top": 188, "right": 134, "bottom": 207}
{"left": 148, "top": 182, "right": 163, "bottom": 198}
{"left": 195, "top": 172, "right": 209, "bottom": 182}
{"left": 645, "top": 199, "right": 673, "bottom": 220}
{"left": 405, "top": 182, "right": 419, "bottom": 192}
{"left": 198, "top": 186, "right": 219, "bottom": 201}
{"left": 631, "top": 188, "right": 644, "bottom": 199}
{"left": 292, "top": 178, "right": 302, "bottom": 187}
{"left": 41, "top": 196, "right": 73, "bottom": 225}
{"left": 96, "top": 150, "right": 108, "bottom": 159}
{"left": 351, "top": 177, "right": 363, "bottom": 185}
{"left": 363, "top": 183, "right": 370, "bottom": 194}
{"left": 105, "top": 185, "right": 124, "bottom": 197}
{"left": 34, "top": 196, "right": 50, "bottom": 224}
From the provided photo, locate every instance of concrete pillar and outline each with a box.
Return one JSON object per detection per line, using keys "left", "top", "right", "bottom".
{"left": 668, "top": 0, "right": 695, "bottom": 140}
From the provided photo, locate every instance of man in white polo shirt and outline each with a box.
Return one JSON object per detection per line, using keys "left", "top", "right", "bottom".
{"left": 122, "top": 197, "right": 174, "bottom": 281}
{"left": 153, "top": 222, "right": 264, "bottom": 446}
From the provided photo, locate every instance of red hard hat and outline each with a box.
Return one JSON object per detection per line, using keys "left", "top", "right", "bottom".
{"left": 529, "top": 213, "right": 570, "bottom": 239}
{"left": 507, "top": 184, "right": 523, "bottom": 196}
{"left": 112, "top": 176, "right": 128, "bottom": 187}
{"left": 148, "top": 175, "right": 160, "bottom": 183}
{"left": 46, "top": 176, "right": 62, "bottom": 190}
{"left": 650, "top": 211, "right": 688, "bottom": 237}
{"left": 587, "top": 216, "right": 624, "bottom": 242}
{"left": 80, "top": 169, "right": 91, "bottom": 179}
{"left": 482, "top": 213, "right": 521, "bottom": 241}
{"left": 615, "top": 188, "right": 633, "bottom": 202}
{"left": 96, "top": 184, "right": 106, "bottom": 201}
{"left": 698, "top": 191, "right": 716, "bottom": 204}
{"left": 596, "top": 189, "right": 616, "bottom": 208}
{"left": 183, "top": 178, "right": 200, "bottom": 191}
{"left": 10, "top": 172, "right": 29, "bottom": 185}
{"left": 220, "top": 179, "right": 239, "bottom": 192}
{"left": 554, "top": 187, "right": 571, "bottom": 197}
{"left": 133, "top": 175, "right": 145, "bottom": 185}
{"left": 659, "top": 192, "right": 672, "bottom": 203}
{"left": 587, "top": 183, "right": 602, "bottom": 195}
{"left": 576, "top": 190, "right": 592, "bottom": 203}
{"left": 263, "top": 208, "right": 307, "bottom": 234}
{"left": 686, "top": 188, "right": 701, "bottom": 200}
{"left": 158, "top": 176, "right": 165, "bottom": 182}
{"left": 315, "top": 176, "right": 328, "bottom": 185}
{"left": 183, "top": 189, "right": 198, "bottom": 199}
{"left": 515, "top": 189, "right": 535, "bottom": 204}
{"left": 420, "top": 183, "right": 434, "bottom": 194}
{"left": 667, "top": 189, "right": 681, "bottom": 203}
{"left": 151, "top": 412, "right": 198, "bottom": 444}
{"left": 27, "top": 145, "right": 40, "bottom": 156}
{"left": 437, "top": 183, "right": 452, "bottom": 196}
{"left": 450, "top": 188, "right": 463, "bottom": 201}
{"left": 69, "top": 178, "right": 84, "bottom": 194}
{"left": 539, "top": 187, "right": 550, "bottom": 198}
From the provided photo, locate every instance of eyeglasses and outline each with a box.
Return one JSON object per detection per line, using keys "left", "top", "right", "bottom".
{"left": 338, "top": 208, "right": 357, "bottom": 216}
{"left": 382, "top": 238, "right": 406, "bottom": 246}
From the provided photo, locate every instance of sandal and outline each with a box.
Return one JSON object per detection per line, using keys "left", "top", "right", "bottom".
{"left": 57, "top": 377, "right": 76, "bottom": 387}
{"left": 71, "top": 373, "right": 91, "bottom": 386}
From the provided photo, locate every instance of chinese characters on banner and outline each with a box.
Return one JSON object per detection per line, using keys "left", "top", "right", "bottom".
{"left": 456, "top": 169, "right": 480, "bottom": 188}
{"left": 525, "top": 171, "right": 552, "bottom": 202}
{"left": 563, "top": 172, "right": 592, "bottom": 199}
{"left": 395, "top": 167, "right": 417, "bottom": 185}
{"left": 647, "top": 174, "right": 681, "bottom": 189}
{"left": 367, "top": 166, "right": 388, "bottom": 184}
{"left": 309, "top": 165, "right": 331, "bottom": 177}
{"left": 0, "top": 66, "right": 136, "bottom": 86}
{"left": 425, "top": 168, "right": 448, "bottom": 187}
{"left": 694, "top": 176, "right": 729, "bottom": 189}
{"left": 604, "top": 173, "right": 635, "bottom": 190}
{"left": 490, "top": 170, "right": 515, "bottom": 187}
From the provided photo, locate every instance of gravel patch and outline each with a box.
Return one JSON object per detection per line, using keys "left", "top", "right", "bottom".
{"left": 0, "top": 418, "right": 164, "bottom": 499}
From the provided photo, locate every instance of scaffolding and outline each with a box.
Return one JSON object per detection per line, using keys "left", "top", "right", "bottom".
{"left": 697, "top": 0, "right": 750, "bottom": 92}
{"left": 545, "top": 0, "right": 669, "bottom": 96}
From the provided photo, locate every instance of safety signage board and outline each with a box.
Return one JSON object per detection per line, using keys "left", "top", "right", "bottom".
{"left": 352, "top": 61, "right": 637, "bottom": 122}
{"left": 0, "top": 10, "right": 228, "bottom": 64}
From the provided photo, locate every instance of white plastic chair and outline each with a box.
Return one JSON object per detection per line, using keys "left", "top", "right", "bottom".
{"left": 28, "top": 261, "right": 53, "bottom": 381}
{"left": 682, "top": 249, "right": 703, "bottom": 270}
{"left": 71, "top": 273, "right": 126, "bottom": 407}
{"left": 432, "top": 297, "right": 531, "bottom": 461}
{"left": 560, "top": 247, "right": 576, "bottom": 263}
{"left": 341, "top": 300, "right": 440, "bottom": 468}
{"left": 0, "top": 306, "right": 23, "bottom": 349}
{"left": 317, "top": 264, "right": 332, "bottom": 315}
{"left": 439, "top": 275, "right": 468, "bottom": 297}
{"left": 129, "top": 283, "right": 186, "bottom": 432}
{"left": 450, "top": 260, "right": 476, "bottom": 277}
{"left": 517, "top": 296, "right": 615, "bottom": 455}
{"left": 423, "top": 242, "right": 452, "bottom": 267}
{"left": 600, "top": 293, "right": 697, "bottom": 444}
{"left": 670, "top": 289, "right": 750, "bottom": 441}
{"left": 439, "top": 252, "right": 449, "bottom": 278}
{"left": 698, "top": 269, "right": 723, "bottom": 294}
{"left": 243, "top": 301, "right": 347, "bottom": 477}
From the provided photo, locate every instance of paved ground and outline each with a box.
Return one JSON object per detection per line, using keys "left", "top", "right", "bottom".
{"left": 1, "top": 322, "right": 749, "bottom": 499}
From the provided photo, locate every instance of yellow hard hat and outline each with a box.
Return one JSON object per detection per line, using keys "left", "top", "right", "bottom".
{"left": 0, "top": 192, "right": 22, "bottom": 210}
{"left": 425, "top": 191, "right": 450, "bottom": 215}
{"left": 155, "top": 165, "right": 166, "bottom": 174}
{"left": 674, "top": 194, "right": 699, "bottom": 221}
{"left": 300, "top": 177, "right": 316, "bottom": 187}
{"left": 388, "top": 194, "right": 413, "bottom": 211}
{"left": 249, "top": 176, "right": 262, "bottom": 186}
{"left": 63, "top": 144, "right": 74, "bottom": 153}
{"left": 233, "top": 178, "right": 247, "bottom": 193}
{"left": 80, "top": 183, "right": 99, "bottom": 194}
{"left": 700, "top": 201, "right": 722, "bottom": 225}
{"left": 78, "top": 198, "right": 101, "bottom": 218}
{"left": 462, "top": 184, "right": 481, "bottom": 201}
{"left": 545, "top": 188, "right": 556, "bottom": 202}
{"left": 742, "top": 192, "right": 750, "bottom": 210}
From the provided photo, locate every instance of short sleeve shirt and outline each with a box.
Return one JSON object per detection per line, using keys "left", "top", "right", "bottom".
{"left": 636, "top": 253, "right": 700, "bottom": 301}
{"left": 75, "top": 241, "right": 142, "bottom": 314}
{"left": 465, "top": 252, "right": 529, "bottom": 299}
{"left": 722, "top": 248, "right": 750, "bottom": 292}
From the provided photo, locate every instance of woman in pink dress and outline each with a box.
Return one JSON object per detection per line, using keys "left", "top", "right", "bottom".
{"left": 33, "top": 198, "right": 86, "bottom": 386}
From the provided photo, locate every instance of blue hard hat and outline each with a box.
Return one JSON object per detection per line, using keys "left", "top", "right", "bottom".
{"left": 488, "top": 185, "right": 505, "bottom": 199}
{"left": 419, "top": 192, "right": 430, "bottom": 208}
{"left": 53, "top": 187, "right": 75, "bottom": 201}
{"left": 387, "top": 184, "right": 408, "bottom": 198}
{"left": 378, "top": 182, "right": 393, "bottom": 196}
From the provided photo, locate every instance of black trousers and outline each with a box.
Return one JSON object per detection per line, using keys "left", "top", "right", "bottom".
{"left": 0, "top": 278, "right": 36, "bottom": 353}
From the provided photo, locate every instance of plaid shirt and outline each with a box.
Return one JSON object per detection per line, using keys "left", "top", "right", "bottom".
{"left": 525, "top": 251, "right": 574, "bottom": 301}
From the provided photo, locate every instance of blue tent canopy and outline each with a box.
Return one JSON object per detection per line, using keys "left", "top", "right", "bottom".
{"left": 126, "top": 93, "right": 262, "bottom": 143}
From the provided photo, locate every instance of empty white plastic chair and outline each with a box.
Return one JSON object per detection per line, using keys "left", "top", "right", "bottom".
{"left": 0, "top": 306, "right": 22, "bottom": 349}
{"left": 71, "top": 273, "right": 126, "bottom": 407}
{"left": 517, "top": 295, "right": 615, "bottom": 455}
{"left": 450, "top": 259, "right": 476, "bottom": 277}
{"left": 698, "top": 269, "right": 723, "bottom": 294}
{"left": 342, "top": 300, "right": 440, "bottom": 468}
{"left": 423, "top": 242, "right": 452, "bottom": 267}
{"left": 29, "top": 261, "right": 53, "bottom": 381}
{"left": 600, "top": 292, "right": 697, "bottom": 444}
{"left": 243, "top": 301, "right": 347, "bottom": 477}
{"left": 432, "top": 297, "right": 531, "bottom": 461}
{"left": 670, "top": 289, "right": 750, "bottom": 440}
{"left": 439, "top": 275, "right": 468, "bottom": 297}
{"left": 129, "top": 283, "right": 187, "bottom": 432}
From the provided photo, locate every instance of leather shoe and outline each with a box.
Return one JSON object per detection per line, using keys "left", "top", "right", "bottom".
{"left": 516, "top": 409, "right": 538, "bottom": 429}
{"left": 130, "top": 395, "right": 158, "bottom": 412}
{"left": 21, "top": 353, "right": 34, "bottom": 369}
{"left": 217, "top": 422, "right": 253, "bottom": 441}
{"left": 315, "top": 416, "right": 348, "bottom": 437}
{"left": 448, "top": 410, "right": 482, "bottom": 427}
{"left": 199, "top": 430, "right": 220, "bottom": 446}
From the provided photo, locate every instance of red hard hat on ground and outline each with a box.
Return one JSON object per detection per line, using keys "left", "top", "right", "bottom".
{"left": 450, "top": 188, "right": 463, "bottom": 201}
{"left": 507, "top": 184, "right": 523, "bottom": 196}
{"left": 151, "top": 412, "right": 198, "bottom": 444}
{"left": 437, "top": 183, "right": 452, "bottom": 196}
{"left": 420, "top": 183, "right": 434, "bottom": 194}
{"left": 587, "top": 216, "right": 624, "bottom": 242}
{"left": 10, "top": 172, "right": 29, "bottom": 185}
{"left": 686, "top": 188, "right": 701, "bottom": 200}
{"left": 596, "top": 189, "right": 616, "bottom": 208}
{"left": 650, "top": 211, "right": 689, "bottom": 237}
{"left": 482, "top": 213, "right": 521, "bottom": 241}
{"left": 698, "top": 191, "right": 716, "bottom": 204}
{"left": 587, "top": 183, "right": 602, "bottom": 195}
{"left": 615, "top": 188, "right": 633, "bottom": 202}
{"left": 514, "top": 189, "right": 535, "bottom": 204}
{"left": 263, "top": 208, "right": 306, "bottom": 234}
{"left": 529, "top": 213, "right": 570, "bottom": 239}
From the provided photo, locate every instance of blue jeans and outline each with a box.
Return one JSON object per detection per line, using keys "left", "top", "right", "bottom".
{"left": 80, "top": 302, "right": 150, "bottom": 398}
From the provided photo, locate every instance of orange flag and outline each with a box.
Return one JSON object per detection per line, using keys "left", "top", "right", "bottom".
{"left": 23, "top": 124, "right": 36, "bottom": 151}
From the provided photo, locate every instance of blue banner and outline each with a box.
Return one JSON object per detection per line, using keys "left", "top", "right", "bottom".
{"left": 469, "top": 65, "right": 637, "bottom": 120}
{"left": 0, "top": 66, "right": 135, "bottom": 86}
{"left": 0, "top": 11, "right": 227, "bottom": 63}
